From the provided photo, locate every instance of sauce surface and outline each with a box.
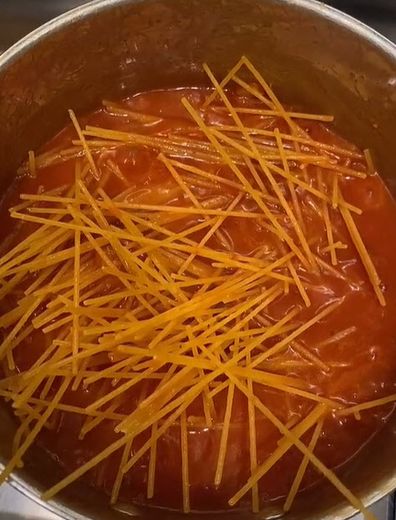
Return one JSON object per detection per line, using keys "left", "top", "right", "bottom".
{"left": 1, "top": 84, "right": 396, "bottom": 513}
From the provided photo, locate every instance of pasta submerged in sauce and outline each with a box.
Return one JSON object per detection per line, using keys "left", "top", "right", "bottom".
{"left": 0, "top": 58, "right": 396, "bottom": 517}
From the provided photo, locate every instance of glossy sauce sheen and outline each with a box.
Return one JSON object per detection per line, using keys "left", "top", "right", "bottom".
{"left": 3, "top": 87, "right": 396, "bottom": 511}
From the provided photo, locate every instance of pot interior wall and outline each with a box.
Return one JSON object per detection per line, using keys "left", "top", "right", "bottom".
{"left": 0, "top": 0, "right": 396, "bottom": 518}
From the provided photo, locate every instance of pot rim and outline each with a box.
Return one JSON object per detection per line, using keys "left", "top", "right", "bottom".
{"left": 1, "top": 0, "right": 396, "bottom": 518}
{"left": 1, "top": 0, "right": 396, "bottom": 73}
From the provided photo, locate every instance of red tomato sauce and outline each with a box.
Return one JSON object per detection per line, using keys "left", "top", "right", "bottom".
{"left": 2, "top": 87, "right": 396, "bottom": 512}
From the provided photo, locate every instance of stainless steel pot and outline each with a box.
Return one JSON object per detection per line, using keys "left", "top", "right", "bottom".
{"left": 0, "top": 0, "right": 396, "bottom": 518}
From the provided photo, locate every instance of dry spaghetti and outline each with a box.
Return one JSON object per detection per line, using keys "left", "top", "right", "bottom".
{"left": 0, "top": 57, "right": 395, "bottom": 520}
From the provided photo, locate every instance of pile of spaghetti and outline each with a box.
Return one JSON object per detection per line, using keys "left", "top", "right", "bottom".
{"left": 0, "top": 57, "right": 395, "bottom": 519}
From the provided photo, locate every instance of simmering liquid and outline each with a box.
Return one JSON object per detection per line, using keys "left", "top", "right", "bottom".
{"left": 1, "top": 85, "right": 396, "bottom": 512}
